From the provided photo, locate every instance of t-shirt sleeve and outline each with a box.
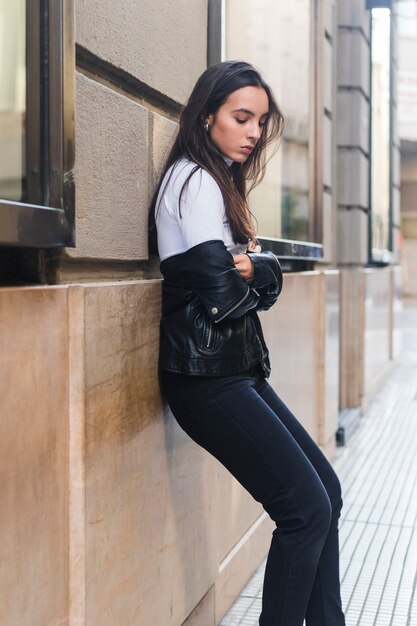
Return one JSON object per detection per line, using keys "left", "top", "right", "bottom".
{"left": 176, "top": 168, "right": 225, "bottom": 249}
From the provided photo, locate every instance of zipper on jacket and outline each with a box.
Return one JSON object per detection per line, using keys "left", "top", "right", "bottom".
{"left": 214, "top": 285, "right": 252, "bottom": 324}
{"left": 206, "top": 324, "right": 212, "bottom": 348}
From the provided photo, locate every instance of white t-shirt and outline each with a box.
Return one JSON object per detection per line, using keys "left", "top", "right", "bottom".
{"left": 155, "top": 157, "right": 248, "bottom": 261}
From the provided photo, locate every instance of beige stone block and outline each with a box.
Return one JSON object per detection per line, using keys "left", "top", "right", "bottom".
{"left": 363, "top": 268, "right": 393, "bottom": 409}
{"left": 151, "top": 112, "right": 178, "bottom": 190}
{"left": 68, "top": 286, "right": 87, "bottom": 626}
{"left": 73, "top": 280, "right": 219, "bottom": 626}
{"left": 400, "top": 152, "right": 417, "bottom": 182}
{"left": 182, "top": 586, "right": 216, "bottom": 626}
{"left": 0, "top": 286, "right": 70, "bottom": 626}
{"left": 392, "top": 226, "right": 401, "bottom": 265}
{"left": 393, "top": 146, "right": 401, "bottom": 188}
{"left": 337, "top": 149, "right": 369, "bottom": 208}
{"left": 392, "top": 187, "right": 400, "bottom": 227}
{"left": 262, "top": 269, "right": 340, "bottom": 450}
{"left": 321, "top": 271, "right": 340, "bottom": 447}
{"left": 400, "top": 181, "right": 417, "bottom": 216}
{"left": 337, "top": 30, "right": 370, "bottom": 96}
{"left": 402, "top": 216, "right": 417, "bottom": 240}
{"left": 337, "top": 0, "right": 370, "bottom": 38}
{"left": 215, "top": 464, "right": 264, "bottom": 562}
{"left": 402, "top": 239, "right": 417, "bottom": 297}
{"left": 76, "top": 0, "right": 207, "bottom": 104}
{"left": 322, "top": 0, "right": 336, "bottom": 37}
{"left": 70, "top": 72, "right": 149, "bottom": 261}
{"left": 337, "top": 90, "right": 369, "bottom": 152}
{"left": 322, "top": 191, "right": 335, "bottom": 264}
{"left": 339, "top": 268, "right": 365, "bottom": 409}
{"left": 321, "top": 436, "right": 337, "bottom": 460}
{"left": 390, "top": 266, "right": 403, "bottom": 360}
{"left": 337, "top": 207, "right": 368, "bottom": 265}
{"left": 261, "top": 272, "right": 322, "bottom": 441}
{"left": 215, "top": 514, "right": 274, "bottom": 625}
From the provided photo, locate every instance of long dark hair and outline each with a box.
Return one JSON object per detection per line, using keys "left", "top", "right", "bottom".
{"left": 149, "top": 61, "right": 284, "bottom": 253}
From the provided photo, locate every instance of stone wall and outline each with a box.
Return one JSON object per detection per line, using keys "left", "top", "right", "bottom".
{"left": 65, "top": 0, "right": 206, "bottom": 266}
{"left": 0, "top": 268, "right": 359, "bottom": 625}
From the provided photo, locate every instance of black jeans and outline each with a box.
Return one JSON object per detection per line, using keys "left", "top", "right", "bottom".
{"left": 161, "top": 366, "right": 345, "bottom": 626}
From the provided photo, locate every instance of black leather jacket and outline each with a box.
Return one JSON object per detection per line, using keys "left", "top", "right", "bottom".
{"left": 159, "top": 239, "right": 283, "bottom": 377}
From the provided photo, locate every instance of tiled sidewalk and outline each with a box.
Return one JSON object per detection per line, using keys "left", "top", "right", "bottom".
{"left": 220, "top": 302, "right": 417, "bottom": 626}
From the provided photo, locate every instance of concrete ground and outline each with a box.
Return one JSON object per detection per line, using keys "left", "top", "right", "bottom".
{"left": 220, "top": 299, "right": 417, "bottom": 626}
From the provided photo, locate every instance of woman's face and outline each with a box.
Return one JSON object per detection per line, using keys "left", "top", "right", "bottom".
{"left": 208, "top": 86, "right": 269, "bottom": 163}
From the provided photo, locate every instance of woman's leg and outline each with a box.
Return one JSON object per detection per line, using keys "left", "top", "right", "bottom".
{"left": 160, "top": 369, "right": 343, "bottom": 626}
{"left": 254, "top": 376, "right": 345, "bottom": 626}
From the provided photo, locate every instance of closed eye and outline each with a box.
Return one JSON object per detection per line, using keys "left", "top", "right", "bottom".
{"left": 236, "top": 117, "right": 268, "bottom": 128}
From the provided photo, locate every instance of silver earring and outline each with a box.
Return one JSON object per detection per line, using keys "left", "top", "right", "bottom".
{"left": 204, "top": 121, "right": 209, "bottom": 132}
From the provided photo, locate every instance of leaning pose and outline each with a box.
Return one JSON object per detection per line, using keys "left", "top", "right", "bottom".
{"left": 150, "top": 60, "right": 346, "bottom": 626}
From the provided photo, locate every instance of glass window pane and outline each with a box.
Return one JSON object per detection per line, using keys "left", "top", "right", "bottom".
{"left": 371, "top": 8, "right": 391, "bottom": 252}
{"left": 0, "top": 0, "right": 26, "bottom": 201}
{"left": 224, "top": 0, "right": 312, "bottom": 241}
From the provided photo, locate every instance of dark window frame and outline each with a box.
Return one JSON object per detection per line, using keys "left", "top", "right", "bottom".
{"left": 208, "top": 0, "right": 324, "bottom": 261}
{"left": 0, "top": 0, "right": 75, "bottom": 248}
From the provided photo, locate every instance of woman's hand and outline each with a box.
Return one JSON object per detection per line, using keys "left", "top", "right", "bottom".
{"left": 233, "top": 254, "right": 254, "bottom": 280}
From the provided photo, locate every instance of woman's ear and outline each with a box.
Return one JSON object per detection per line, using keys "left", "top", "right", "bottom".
{"left": 201, "top": 114, "right": 211, "bottom": 132}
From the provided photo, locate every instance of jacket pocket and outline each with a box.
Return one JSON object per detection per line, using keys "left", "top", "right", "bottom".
{"left": 187, "top": 297, "right": 216, "bottom": 353}
{"left": 205, "top": 321, "right": 214, "bottom": 350}
{"left": 200, "top": 316, "right": 217, "bottom": 353}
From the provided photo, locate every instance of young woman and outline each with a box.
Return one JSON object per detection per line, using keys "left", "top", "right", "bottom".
{"left": 150, "top": 61, "right": 345, "bottom": 626}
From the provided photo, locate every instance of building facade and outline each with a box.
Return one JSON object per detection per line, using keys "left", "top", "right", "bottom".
{"left": 0, "top": 1, "right": 402, "bottom": 624}
{"left": 398, "top": 0, "right": 417, "bottom": 296}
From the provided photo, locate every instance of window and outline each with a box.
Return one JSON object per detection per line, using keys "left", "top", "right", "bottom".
{"left": 370, "top": 7, "right": 393, "bottom": 262}
{"left": 0, "top": 0, "right": 74, "bottom": 248}
{"left": 221, "top": 0, "right": 322, "bottom": 260}
{"left": 397, "top": 1, "right": 417, "bottom": 245}
{"left": 0, "top": 1, "right": 26, "bottom": 202}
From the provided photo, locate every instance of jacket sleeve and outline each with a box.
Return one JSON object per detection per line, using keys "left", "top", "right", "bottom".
{"left": 247, "top": 251, "right": 283, "bottom": 312}
{"left": 161, "top": 240, "right": 281, "bottom": 323}
{"left": 181, "top": 240, "right": 260, "bottom": 323}
{"left": 193, "top": 264, "right": 260, "bottom": 324}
